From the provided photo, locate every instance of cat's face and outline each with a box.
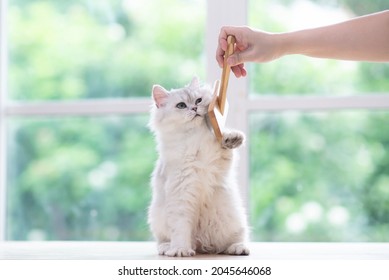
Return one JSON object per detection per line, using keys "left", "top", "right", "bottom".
{"left": 151, "top": 77, "right": 212, "bottom": 130}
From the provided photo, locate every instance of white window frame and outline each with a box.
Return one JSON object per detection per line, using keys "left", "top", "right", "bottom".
{"left": 1, "top": 0, "right": 389, "bottom": 241}
{"left": 0, "top": 0, "right": 8, "bottom": 241}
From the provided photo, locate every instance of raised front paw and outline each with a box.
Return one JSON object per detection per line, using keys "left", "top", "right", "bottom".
{"left": 165, "top": 247, "right": 196, "bottom": 257}
{"left": 224, "top": 243, "right": 250, "bottom": 255}
{"left": 222, "top": 131, "right": 245, "bottom": 149}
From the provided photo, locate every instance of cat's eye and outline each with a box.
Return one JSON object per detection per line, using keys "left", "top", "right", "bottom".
{"left": 195, "top": 98, "right": 202, "bottom": 105}
{"left": 176, "top": 102, "right": 187, "bottom": 109}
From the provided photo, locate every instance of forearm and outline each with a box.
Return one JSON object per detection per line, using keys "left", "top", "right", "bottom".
{"left": 278, "top": 10, "right": 389, "bottom": 61}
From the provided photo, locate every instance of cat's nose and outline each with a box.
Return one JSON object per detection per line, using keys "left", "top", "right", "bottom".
{"left": 192, "top": 107, "right": 197, "bottom": 112}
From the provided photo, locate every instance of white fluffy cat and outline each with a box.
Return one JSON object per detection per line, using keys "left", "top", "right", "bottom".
{"left": 148, "top": 77, "right": 250, "bottom": 257}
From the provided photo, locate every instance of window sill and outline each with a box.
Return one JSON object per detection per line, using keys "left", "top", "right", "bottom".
{"left": 0, "top": 242, "right": 388, "bottom": 260}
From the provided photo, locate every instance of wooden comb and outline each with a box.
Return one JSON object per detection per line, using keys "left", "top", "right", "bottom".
{"left": 208, "top": 35, "right": 236, "bottom": 143}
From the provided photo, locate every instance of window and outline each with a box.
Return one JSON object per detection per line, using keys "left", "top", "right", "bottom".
{"left": 1, "top": 0, "right": 388, "bottom": 242}
{"left": 1, "top": 0, "right": 206, "bottom": 241}
{"left": 248, "top": 0, "right": 389, "bottom": 241}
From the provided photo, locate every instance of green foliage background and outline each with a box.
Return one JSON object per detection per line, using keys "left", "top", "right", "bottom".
{"left": 5, "top": 0, "right": 389, "bottom": 241}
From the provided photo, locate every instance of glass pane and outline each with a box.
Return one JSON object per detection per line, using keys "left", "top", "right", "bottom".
{"left": 6, "top": 115, "right": 155, "bottom": 240}
{"left": 248, "top": 0, "right": 389, "bottom": 96}
{"left": 8, "top": 0, "right": 205, "bottom": 100}
{"left": 250, "top": 111, "right": 389, "bottom": 241}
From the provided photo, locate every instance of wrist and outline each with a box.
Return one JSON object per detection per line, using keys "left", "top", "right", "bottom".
{"left": 275, "top": 32, "right": 298, "bottom": 57}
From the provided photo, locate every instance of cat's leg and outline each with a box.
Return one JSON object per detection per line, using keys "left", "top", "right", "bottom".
{"left": 151, "top": 219, "right": 172, "bottom": 256}
{"left": 164, "top": 220, "right": 196, "bottom": 257}
{"left": 149, "top": 161, "right": 172, "bottom": 256}
{"left": 222, "top": 130, "right": 244, "bottom": 149}
{"left": 165, "top": 246, "right": 196, "bottom": 257}
{"left": 163, "top": 176, "right": 198, "bottom": 257}
{"left": 164, "top": 205, "right": 196, "bottom": 257}
{"left": 157, "top": 239, "right": 196, "bottom": 256}
{"left": 224, "top": 242, "right": 250, "bottom": 255}
{"left": 157, "top": 242, "right": 171, "bottom": 255}
{"left": 153, "top": 208, "right": 195, "bottom": 257}
{"left": 208, "top": 187, "right": 250, "bottom": 256}
{"left": 217, "top": 215, "right": 250, "bottom": 255}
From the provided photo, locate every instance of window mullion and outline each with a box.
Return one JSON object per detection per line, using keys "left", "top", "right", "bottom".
{"left": 0, "top": 0, "right": 8, "bottom": 242}
{"left": 247, "top": 94, "right": 389, "bottom": 112}
{"left": 5, "top": 98, "right": 152, "bottom": 117}
{"left": 206, "top": 0, "right": 249, "bottom": 204}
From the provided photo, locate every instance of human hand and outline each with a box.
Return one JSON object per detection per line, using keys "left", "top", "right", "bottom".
{"left": 216, "top": 26, "right": 282, "bottom": 78}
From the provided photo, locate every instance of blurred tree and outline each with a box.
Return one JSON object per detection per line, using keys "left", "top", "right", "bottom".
{"left": 341, "top": 0, "right": 388, "bottom": 15}
{"left": 7, "top": 0, "right": 204, "bottom": 240}
{"left": 250, "top": 112, "right": 389, "bottom": 241}
{"left": 9, "top": 0, "right": 205, "bottom": 100}
{"left": 7, "top": 116, "right": 156, "bottom": 240}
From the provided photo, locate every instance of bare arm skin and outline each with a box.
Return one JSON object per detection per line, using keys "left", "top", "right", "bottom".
{"left": 216, "top": 10, "right": 389, "bottom": 78}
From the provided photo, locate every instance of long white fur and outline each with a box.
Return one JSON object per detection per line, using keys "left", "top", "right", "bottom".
{"left": 148, "top": 77, "right": 250, "bottom": 257}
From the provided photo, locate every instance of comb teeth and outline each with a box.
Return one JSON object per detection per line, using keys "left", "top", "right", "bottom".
{"left": 208, "top": 81, "right": 222, "bottom": 142}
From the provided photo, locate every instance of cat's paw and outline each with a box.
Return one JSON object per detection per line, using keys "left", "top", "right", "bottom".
{"left": 158, "top": 242, "right": 171, "bottom": 255}
{"left": 165, "top": 247, "right": 196, "bottom": 257}
{"left": 222, "top": 131, "right": 245, "bottom": 149}
{"left": 224, "top": 243, "right": 250, "bottom": 255}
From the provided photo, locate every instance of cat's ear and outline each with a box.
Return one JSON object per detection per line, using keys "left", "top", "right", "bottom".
{"left": 189, "top": 76, "right": 200, "bottom": 89}
{"left": 152, "top": 85, "right": 169, "bottom": 108}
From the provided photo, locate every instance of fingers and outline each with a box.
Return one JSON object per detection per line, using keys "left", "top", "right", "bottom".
{"left": 218, "top": 45, "right": 248, "bottom": 77}
{"left": 215, "top": 27, "right": 226, "bottom": 67}
{"left": 227, "top": 52, "right": 241, "bottom": 67}
{"left": 216, "top": 39, "right": 227, "bottom": 68}
{"left": 216, "top": 26, "right": 250, "bottom": 77}
{"left": 231, "top": 64, "right": 247, "bottom": 78}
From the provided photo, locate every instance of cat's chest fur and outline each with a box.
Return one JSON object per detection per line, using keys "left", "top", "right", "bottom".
{"left": 158, "top": 125, "right": 230, "bottom": 188}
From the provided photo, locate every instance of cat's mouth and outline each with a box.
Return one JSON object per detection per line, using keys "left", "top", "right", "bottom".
{"left": 191, "top": 113, "right": 202, "bottom": 121}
